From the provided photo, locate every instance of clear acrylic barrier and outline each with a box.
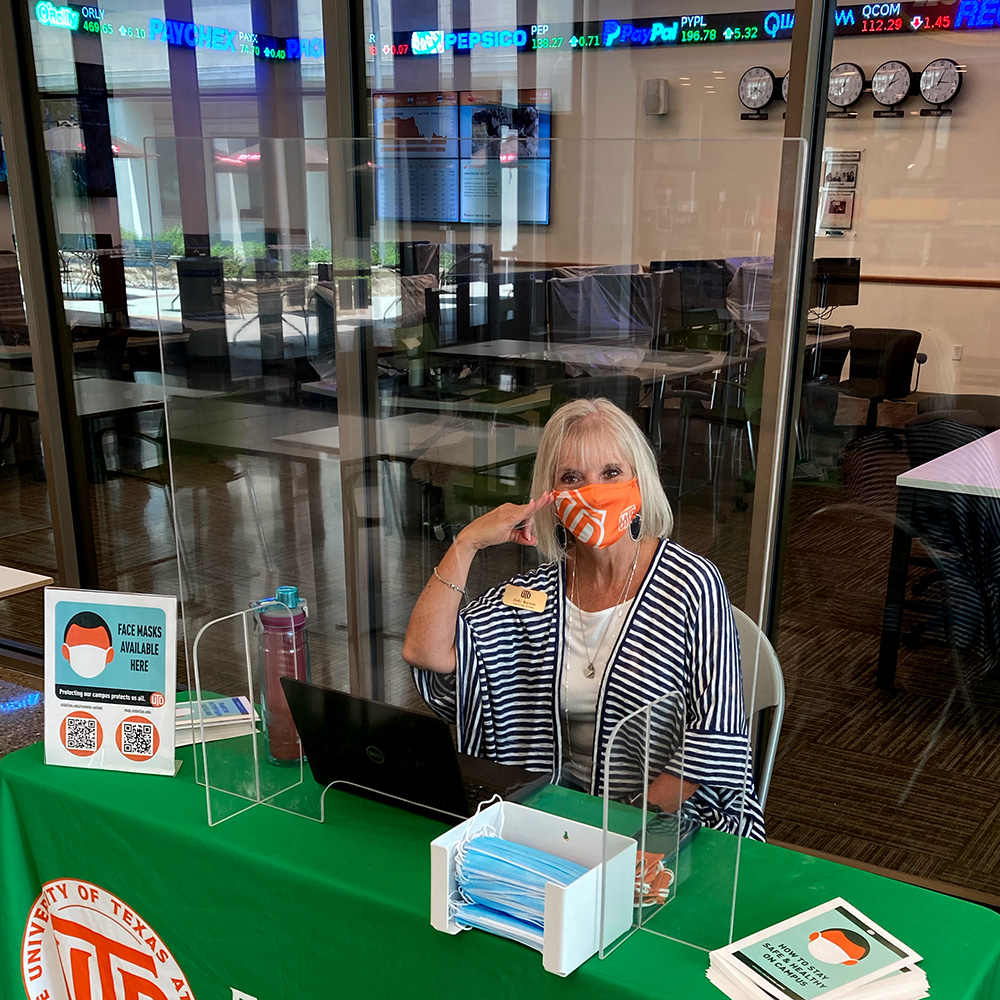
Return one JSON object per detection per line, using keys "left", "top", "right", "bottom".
{"left": 140, "top": 137, "right": 804, "bottom": 836}
{"left": 599, "top": 619, "right": 778, "bottom": 956}
{"left": 188, "top": 601, "right": 320, "bottom": 825}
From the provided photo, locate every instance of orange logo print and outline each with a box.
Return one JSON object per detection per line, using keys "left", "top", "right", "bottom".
{"left": 21, "top": 878, "right": 195, "bottom": 1000}
{"left": 553, "top": 490, "right": 609, "bottom": 547}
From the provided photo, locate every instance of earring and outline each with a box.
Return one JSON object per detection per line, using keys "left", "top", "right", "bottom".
{"left": 629, "top": 513, "right": 642, "bottom": 541}
{"left": 555, "top": 523, "right": 568, "bottom": 549}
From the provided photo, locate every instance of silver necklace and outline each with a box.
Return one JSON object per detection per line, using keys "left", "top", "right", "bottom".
{"left": 568, "top": 542, "right": 641, "bottom": 679}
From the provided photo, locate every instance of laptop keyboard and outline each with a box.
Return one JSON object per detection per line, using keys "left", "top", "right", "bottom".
{"left": 463, "top": 779, "right": 502, "bottom": 809}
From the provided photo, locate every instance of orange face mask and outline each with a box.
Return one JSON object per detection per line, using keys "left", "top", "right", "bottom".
{"left": 554, "top": 478, "right": 641, "bottom": 549}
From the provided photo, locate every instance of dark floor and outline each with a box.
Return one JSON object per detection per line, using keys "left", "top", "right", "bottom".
{"left": 2, "top": 390, "right": 998, "bottom": 904}
{"left": 0, "top": 666, "right": 44, "bottom": 757}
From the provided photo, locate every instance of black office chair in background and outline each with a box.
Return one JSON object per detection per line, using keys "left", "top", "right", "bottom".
{"left": 835, "top": 328, "right": 927, "bottom": 430}
{"left": 917, "top": 393, "right": 1000, "bottom": 432}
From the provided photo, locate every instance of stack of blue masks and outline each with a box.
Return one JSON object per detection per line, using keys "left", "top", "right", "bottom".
{"left": 453, "top": 836, "right": 589, "bottom": 951}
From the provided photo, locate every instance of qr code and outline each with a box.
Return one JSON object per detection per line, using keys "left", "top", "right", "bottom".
{"left": 122, "top": 721, "right": 153, "bottom": 757}
{"left": 65, "top": 716, "right": 97, "bottom": 752}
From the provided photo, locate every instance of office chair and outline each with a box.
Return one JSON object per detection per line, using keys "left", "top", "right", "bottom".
{"left": 731, "top": 606, "right": 785, "bottom": 809}
{"left": 917, "top": 393, "right": 1000, "bottom": 432}
{"left": 835, "top": 328, "right": 927, "bottom": 430}
{"left": 902, "top": 411, "right": 995, "bottom": 666}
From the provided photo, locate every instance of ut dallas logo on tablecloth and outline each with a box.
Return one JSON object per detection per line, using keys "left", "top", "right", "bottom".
{"left": 21, "top": 878, "right": 195, "bottom": 1000}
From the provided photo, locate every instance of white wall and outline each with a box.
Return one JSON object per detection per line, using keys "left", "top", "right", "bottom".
{"left": 382, "top": 2, "right": 1000, "bottom": 393}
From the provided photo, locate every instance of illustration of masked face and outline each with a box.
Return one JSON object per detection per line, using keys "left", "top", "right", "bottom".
{"left": 62, "top": 624, "right": 114, "bottom": 679}
{"left": 807, "top": 929, "right": 871, "bottom": 966}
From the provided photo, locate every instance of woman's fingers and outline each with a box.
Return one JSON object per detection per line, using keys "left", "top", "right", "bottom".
{"left": 461, "top": 493, "right": 556, "bottom": 551}
{"left": 512, "top": 492, "right": 554, "bottom": 546}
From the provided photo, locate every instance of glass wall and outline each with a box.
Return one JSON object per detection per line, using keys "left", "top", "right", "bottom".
{"left": 0, "top": 109, "right": 55, "bottom": 651}
{"left": 23, "top": 0, "right": 327, "bottom": 612}
{"left": 771, "top": 28, "right": 1000, "bottom": 902}
{"left": 8, "top": 0, "right": 999, "bottom": 911}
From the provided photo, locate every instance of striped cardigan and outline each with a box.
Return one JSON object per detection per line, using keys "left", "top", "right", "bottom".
{"left": 413, "top": 538, "right": 765, "bottom": 840}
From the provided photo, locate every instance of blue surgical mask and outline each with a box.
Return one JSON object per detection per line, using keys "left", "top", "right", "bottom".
{"left": 454, "top": 835, "right": 589, "bottom": 936}
{"left": 452, "top": 902, "right": 545, "bottom": 952}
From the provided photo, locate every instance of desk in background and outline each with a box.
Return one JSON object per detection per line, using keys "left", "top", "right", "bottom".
{"left": 878, "top": 428, "right": 1000, "bottom": 689}
{"left": 0, "top": 377, "right": 218, "bottom": 482}
{"left": 274, "top": 411, "right": 539, "bottom": 474}
{"left": 1, "top": 742, "right": 998, "bottom": 999}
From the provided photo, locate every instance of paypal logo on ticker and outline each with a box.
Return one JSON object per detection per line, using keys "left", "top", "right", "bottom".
{"left": 601, "top": 19, "right": 679, "bottom": 46}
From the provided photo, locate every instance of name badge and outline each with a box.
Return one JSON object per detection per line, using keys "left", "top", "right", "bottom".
{"left": 502, "top": 585, "right": 548, "bottom": 613}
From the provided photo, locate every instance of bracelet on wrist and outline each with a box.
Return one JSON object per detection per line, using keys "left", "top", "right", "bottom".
{"left": 433, "top": 565, "right": 468, "bottom": 597}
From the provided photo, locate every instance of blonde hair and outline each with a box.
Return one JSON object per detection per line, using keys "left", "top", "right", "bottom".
{"left": 530, "top": 398, "right": 673, "bottom": 562}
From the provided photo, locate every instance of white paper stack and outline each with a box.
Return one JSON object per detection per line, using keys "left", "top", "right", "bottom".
{"left": 708, "top": 898, "right": 928, "bottom": 1000}
{"left": 175, "top": 696, "right": 258, "bottom": 746}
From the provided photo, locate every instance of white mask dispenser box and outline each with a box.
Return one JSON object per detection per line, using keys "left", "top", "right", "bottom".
{"left": 430, "top": 801, "right": 636, "bottom": 977}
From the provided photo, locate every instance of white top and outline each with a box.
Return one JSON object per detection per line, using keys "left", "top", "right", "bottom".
{"left": 896, "top": 428, "right": 1000, "bottom": 498}
{"left": 562, "top": 597, "right": 634, "bottom": 785}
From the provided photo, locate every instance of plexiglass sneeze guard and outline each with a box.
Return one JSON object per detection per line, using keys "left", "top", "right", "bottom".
{"left": 141, "top": 136, "right": 805, "bottom": 939}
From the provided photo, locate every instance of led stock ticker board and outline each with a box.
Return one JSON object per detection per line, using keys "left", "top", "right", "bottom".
{"left": 384, "top": 1, "right": 992, "bottom": 57}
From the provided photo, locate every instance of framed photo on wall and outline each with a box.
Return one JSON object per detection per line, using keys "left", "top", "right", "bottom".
{"left": 820, "top": 191, "right": 855, "bottom": 230}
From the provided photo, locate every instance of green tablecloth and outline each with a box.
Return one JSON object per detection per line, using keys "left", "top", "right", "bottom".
{"left": 2, "top": 741, "right": 998, "bottom": 999}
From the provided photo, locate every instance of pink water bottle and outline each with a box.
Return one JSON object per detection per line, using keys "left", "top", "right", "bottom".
{"left": 251, "top": 586, "right": 310, "bottom": 765}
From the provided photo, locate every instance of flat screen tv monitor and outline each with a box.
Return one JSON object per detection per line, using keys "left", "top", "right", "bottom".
{"left": 810, "top": 257, "right": 860, "bottom": 308}
{"left": 372, "top": 89, "right": 552, "bottom": 226}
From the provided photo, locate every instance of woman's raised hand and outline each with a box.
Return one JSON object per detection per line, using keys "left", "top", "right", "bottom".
{"left": 456, "top": 492, "right": 555, "bottom": 552}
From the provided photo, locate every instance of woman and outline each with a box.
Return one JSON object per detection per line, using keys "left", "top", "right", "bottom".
{"left": 403, "top": 398, "right": 764, "bottom": 839}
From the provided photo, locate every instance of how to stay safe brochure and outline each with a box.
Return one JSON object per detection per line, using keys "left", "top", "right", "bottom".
{"left": 708, "top": 898, "right": 926, "bottom": 1000}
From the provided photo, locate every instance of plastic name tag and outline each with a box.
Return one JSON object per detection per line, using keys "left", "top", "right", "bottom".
{"left": 502, "top": 585, "right": 548, "bottom": 613}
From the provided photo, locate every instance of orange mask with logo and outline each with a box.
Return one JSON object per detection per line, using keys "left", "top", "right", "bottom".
{"left": 554, "top": 478, "right": 641, "bottom": 548}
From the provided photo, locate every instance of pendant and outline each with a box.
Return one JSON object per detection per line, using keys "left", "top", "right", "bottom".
{"left": 584, "top": 662, "right": 595, "bottom": 679}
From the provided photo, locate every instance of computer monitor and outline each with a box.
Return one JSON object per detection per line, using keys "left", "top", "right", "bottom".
{"left": 650, "top": 260, "right": 731, "bottom": 349}
{"left": 810, "top": 257, "right": 860, "bottom": 308}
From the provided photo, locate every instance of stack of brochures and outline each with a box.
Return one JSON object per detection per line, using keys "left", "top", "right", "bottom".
{"left": 175, "top": 696, "right": 258, "bottom": 747}
{"left": 708, "top": 898, "right": 927, "bottom": 1000}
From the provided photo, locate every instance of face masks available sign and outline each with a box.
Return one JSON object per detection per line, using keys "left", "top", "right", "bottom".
{"left": 44, "top": 588, "right": 177, "bottom": 776}
{"left": 21, "top": 879, "right": 194, "bottom": 1000}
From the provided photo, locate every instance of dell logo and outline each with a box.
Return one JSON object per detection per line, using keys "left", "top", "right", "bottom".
{"left": 366, "top": 745, "right": 385, "bottom": 764}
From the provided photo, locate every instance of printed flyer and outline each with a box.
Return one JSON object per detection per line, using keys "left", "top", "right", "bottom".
{"left": 711, "top": 897, "right": 921, "bottom": 1000}
{"left": 44, "top": 587, "right": 177, "bottom": 776}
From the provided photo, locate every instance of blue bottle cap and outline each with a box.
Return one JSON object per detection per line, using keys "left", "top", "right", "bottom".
{"left": 275, "top": 585, "right": 299, "bottom": 608}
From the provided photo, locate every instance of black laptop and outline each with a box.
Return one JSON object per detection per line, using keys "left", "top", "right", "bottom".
{"left": 280, "top": 677, "right": 545, "bottom": 822}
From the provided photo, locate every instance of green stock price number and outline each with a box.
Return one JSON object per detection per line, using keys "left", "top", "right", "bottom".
{"left": 722, "top": 25, "right": 759, "bottom": 39}
{"left": 532, "top": 36, "right": 564, "bottom": 47}
{"left": 682, "top": 27, "right": 717, "bottom": 41}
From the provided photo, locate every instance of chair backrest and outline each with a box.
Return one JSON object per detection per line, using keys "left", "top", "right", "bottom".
{"left": 847, "top": 328, "right": 922, "bottom": 401}
{"left": 917, "top": 393, "right": 1000, "bottom": 432}
{"left": 547, "top": 375, "right": 642, "bottom": 420}
{"left": 731, "top": 606, "right": 785, "bottom": 810}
